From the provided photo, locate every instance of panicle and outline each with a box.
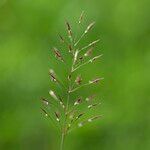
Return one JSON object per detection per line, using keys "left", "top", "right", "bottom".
{"left": 41, "top": 12, "right": 103, "bottom": 135}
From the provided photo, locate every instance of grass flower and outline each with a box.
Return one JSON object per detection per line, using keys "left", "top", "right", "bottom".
{"left": 40, "top": 12, "right": 103, "bottom": 150}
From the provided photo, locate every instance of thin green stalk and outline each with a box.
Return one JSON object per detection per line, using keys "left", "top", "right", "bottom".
{"left": 60, "top": 132, "right": 65, "bottom": 150}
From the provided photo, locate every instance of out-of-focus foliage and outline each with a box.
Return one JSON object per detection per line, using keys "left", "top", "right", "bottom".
{"left": 0, "top": 0, "right": 150, "bottom": 150}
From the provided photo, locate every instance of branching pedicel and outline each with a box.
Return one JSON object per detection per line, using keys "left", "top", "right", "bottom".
{"left": 41, "top": 12, "right": 103, "bottom": 150}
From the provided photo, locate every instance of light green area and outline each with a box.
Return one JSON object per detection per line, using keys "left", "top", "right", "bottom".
{"left": 0, "top": 0, "right": 150, "bottom": 150}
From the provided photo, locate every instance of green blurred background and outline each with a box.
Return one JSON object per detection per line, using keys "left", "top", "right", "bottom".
{"left": 0, "top": 0, "right": 150, "bottom": 150}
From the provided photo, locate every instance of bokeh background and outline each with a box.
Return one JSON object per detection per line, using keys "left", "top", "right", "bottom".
{"left": 0, "top": 0, "right": 150, "bottom": 150}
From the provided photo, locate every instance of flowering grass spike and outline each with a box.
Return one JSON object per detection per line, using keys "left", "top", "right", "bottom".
{"left": 40, "top": 12, "right": 103, "bottom": 150}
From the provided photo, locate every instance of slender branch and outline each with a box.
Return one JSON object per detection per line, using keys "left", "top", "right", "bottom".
{"left": 69, "top": 83, "right": 91, "bottom": 93}
{"left": 74, "top": 21, "right": 95, "bottom": 47}
{"left": 74, "top": 32, "right": 86, "bottom": 46}
{"left": 72, "top": 54, "right": 103, "bottom": 73}
{"left": 78, "top": 39, "right": 100, "bottom": 53}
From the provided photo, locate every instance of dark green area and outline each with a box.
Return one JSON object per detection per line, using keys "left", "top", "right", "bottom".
{"left": 0, "top": 0, "right": 150, "bottom": 150}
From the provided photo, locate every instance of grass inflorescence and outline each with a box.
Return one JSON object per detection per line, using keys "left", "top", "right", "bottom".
{"left": 40, "top": 11, "right": 103, "bottom": 150}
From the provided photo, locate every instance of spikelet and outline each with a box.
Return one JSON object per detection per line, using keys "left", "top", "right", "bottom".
{"left": 55, "top": 111, "right": 60, "bottom": 122}
{"left": 89, "top": 54, "right": 103, "bottom": 63}
{"left": 88, "top": 39, "right": 100, "bottom": 47}
{"left": 58, "top": 34, "right": 65, "bottom": 43}
{"left": 68, "top": 74, "right": 72, "bottom": 80}
{"left": 75, "top": 75, "right": 82, "bottom": 85}
{"left": 74, "top": 97, "right": 82, "bottom": 106}
{"left": 49, "top": 69, "right": 57, "bottom": 82}
{"left": 68, "top": 44, "right": 72, "bottom": 52}
{"left": 66, "top": 21, "right": 72, "bottom": 38}
{"left": 79, "top": 56, "right": 84, "bottom": 62}
{"left": 88, "top": 115, "right": 102, "bottom": 122}
{"left": 53, "top": 47, "right": 64, "bottom": 62}
{"left": 41, "top": 108, "right": 49, "bottom": 117}
{"left": 74, "top": 50, "right": 78, "bottom": 63}
{"left": 79, "top": 11, "right": 84, "bottom": 24}
{"left": 78, "top": 115, "right": 102, "bottom": 127}
{"left": 89, "top": 78, "right": 104, "bottom": 84}
{"left": 84, "top": 22, "right": 95, "bottom": 34}
{"left": 58, "top": 96, "right": 65, "bottom": 109}
{"left": 41, "top": 98, "right": 49, "bottom": 105}
{"left": 84, "top": 47, "right": 93, "bottom": 57}
{"left": 87, "top": 103, "right": 101, "bottom": 109}
{"left": 76, "top": 113, "right": 84, "bottom": 120}
{"left": 85, "top": 94, "right": 96, "bottom": 102}
{"left": 49, "top": 90, "right": 58, "bottom": 101}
